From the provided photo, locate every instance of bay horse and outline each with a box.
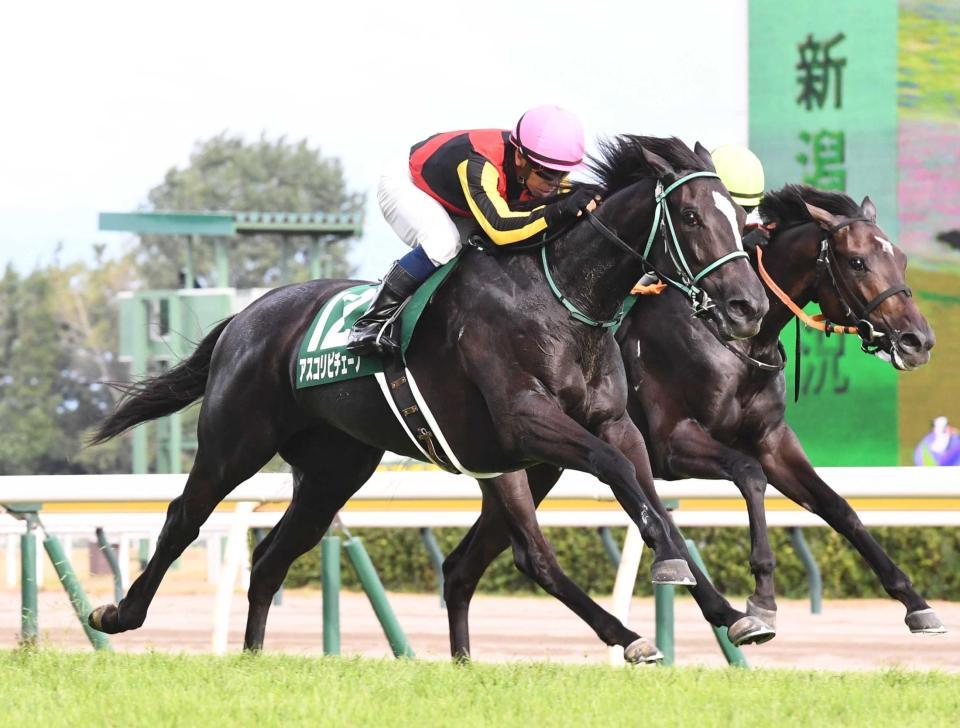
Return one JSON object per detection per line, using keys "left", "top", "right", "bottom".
{"left": 87, "top": 136, "right": 771, "bottom": 662}
{"left": 436, "top": 184, "right": 944, "bottom": 661}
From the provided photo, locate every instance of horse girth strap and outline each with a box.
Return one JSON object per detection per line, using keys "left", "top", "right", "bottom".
{"left": 382, "top": 358, "right": 459, "bottom": 474}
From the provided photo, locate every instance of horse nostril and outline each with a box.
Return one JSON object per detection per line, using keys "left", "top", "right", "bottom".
{"left": 899, "top": 332, "right": 923, "bottom": 353}
{"left": 727, "top": 299, "right": 756, "bottom": 322}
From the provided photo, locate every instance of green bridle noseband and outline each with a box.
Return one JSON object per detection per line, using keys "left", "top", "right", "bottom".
{"left": 542, "top": 170, "right": 750, "bottom": 327}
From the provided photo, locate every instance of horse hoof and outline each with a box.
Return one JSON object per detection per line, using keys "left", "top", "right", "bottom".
{"left": 623, "top": 637, "right": 663, "bottom": 664}
{"left": 728, "top": 615, "right": 776, "bottom": 646}
{"left": 746, "top": 597, "right": 778, "bottom": 631}
{"left": 651, "top": 558, "right": 696, "bottom": 586}
{"left": 88, "top": 604, "right": 122, "bottom": 634}
{"left": 905, "top": 608, "right": 947, "bottom": 635}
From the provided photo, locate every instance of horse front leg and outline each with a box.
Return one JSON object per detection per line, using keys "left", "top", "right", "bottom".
{"left": 758, "top": 424, "right": 946, "bottom": 635}
{"left": 665, "top": 418, "right": 778, "bottom": 628}
{"left": 600, "top": 416, "right": 774, "bottom": 645}
{"left": 501, "top": 393, "right": 688, "bottom": 575}
{"left": 443, "top": 464, "right": 561, "bottom": 661}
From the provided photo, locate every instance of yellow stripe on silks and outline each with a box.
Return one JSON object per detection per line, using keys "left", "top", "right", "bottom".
{"left": 457, "top": 160, "right": 548, "bottom": 246}
{"left": 478, "top": 162, "right": 535, "bottom": 219}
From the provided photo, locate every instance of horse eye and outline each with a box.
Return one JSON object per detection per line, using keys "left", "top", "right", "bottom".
{"left": 849, "top": 257, "right": 866, "bottom": 272}
{"left": 681, "top": 209, "right": 699, "bottom": 226}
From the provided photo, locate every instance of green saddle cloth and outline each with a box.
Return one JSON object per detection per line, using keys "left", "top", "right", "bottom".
{"left": 295, "top": 252, "right": 641, "bottom": 388}
{"left": 295, "top": 257, "right": 460, "bottom": 388}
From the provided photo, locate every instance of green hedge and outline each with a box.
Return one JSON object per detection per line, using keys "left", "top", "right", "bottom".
{"left": 283, "top": 526, "right": 960, "bottom": 601}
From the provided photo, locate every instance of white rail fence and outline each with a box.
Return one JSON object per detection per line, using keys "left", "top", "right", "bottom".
{"left": 2, "top": 467, "right": 957, "bottom": 654}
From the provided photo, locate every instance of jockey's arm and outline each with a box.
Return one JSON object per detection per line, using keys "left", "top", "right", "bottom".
{"left": 456, "top": 155, "right": 559, "bottom": 246}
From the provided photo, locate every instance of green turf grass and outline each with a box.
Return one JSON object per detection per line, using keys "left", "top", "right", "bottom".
{"left": 1, "top": 651, "right": 957, "bottom": 727}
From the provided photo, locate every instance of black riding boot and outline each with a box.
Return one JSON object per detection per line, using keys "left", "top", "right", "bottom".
{"left": 346, "top": 261, "right": 422, "bottom": 357}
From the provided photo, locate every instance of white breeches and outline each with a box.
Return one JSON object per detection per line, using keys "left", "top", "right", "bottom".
{"left": 377, "top": 157, "right": 463, "bottom": 266}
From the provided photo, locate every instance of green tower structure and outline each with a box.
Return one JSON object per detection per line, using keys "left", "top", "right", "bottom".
{"left": 100, "top": 210, "right": 363, "bottom": 473}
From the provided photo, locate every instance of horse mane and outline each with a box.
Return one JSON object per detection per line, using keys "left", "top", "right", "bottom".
{"left": 585, "top": 135, "right": 711, "bottom": 195}
{"left": 513, "top": 135, "right": 708, "bottom": 211}
{"left": 759, "top": 184, "right": 861, "bottom": 228}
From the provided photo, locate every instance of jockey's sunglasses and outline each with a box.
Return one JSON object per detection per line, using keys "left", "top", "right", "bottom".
{"left": 525, "top": 159, "right": 568, "bottom": 184}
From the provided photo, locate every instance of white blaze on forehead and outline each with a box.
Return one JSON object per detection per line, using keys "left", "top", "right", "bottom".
{"left": 712, "top": 191, "right": 743, "bottom": 251}
{"left": 874, "top": 235, "right": 895, "bottom": 256}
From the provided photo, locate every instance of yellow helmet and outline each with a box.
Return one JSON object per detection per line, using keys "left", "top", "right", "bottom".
{"left": 711, "top": 144, "right": 765, "bottom": 208}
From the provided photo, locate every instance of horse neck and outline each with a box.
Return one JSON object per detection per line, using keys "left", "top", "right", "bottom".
{"left": 754, "top": 222, "right": 822, "bottom": 345}
{"left": 549, "top": 181, "right": 656, "bottom": 323}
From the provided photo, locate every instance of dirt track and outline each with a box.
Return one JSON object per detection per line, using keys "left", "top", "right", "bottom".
{"left": 2, "top": 586, "right": 957, "bottom": 671}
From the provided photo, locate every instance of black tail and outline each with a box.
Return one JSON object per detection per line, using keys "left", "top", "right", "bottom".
{"left": 89, "top": 316, "right": 236, "bottom": 445}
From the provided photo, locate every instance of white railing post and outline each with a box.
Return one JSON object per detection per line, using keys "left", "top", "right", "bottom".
{"left": 5, "top": 534, "right": 17, "bottom": 587}
{"left": 118, "top": 536, "right": 131, "bottom": 588}
{"left": 212, "top": 502, "right": 255, "bottom": 655}
{"left": 206, "top": 535, "right": 222, "bottom": 585}
{"left": 240, "top": 546, "right": 251, "bottom": 591}
{"left": 608, "top": 522, "right": 644, "bottom": 666}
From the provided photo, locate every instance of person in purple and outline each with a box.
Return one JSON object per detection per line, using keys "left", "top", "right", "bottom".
{"left": 914, "top": 416, "right": 960, "bottom": 466}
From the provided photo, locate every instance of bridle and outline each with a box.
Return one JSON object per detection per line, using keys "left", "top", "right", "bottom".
{"left": 812, "top": 216, "right": 912, "bottom": 355}
{"left": 543, "top": 171, "right": 749, "bottom": 327}
{"left": 757, "top": 215, "right": 913, "bottom": 400}
{"left": 758, "top": 216, "right": 912, "bottom": 356}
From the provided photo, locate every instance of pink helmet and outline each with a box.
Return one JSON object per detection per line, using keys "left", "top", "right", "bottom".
{"left": 509, "top": 105, "right": 586, "bottom": 172}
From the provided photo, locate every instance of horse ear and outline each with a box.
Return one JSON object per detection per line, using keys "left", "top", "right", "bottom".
{"left": 803, "top": 201, "right": 840, "bottom": 230}
{"left": 694, "top": 142, "right": 716, "bottom": 172}
{"left": 640, "top": 146, "right": 674, "bottom": 177}
{"left": 860, "top": 196, "right": 877, "bottom": 222}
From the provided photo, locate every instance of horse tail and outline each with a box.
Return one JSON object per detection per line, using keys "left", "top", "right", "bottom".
{"left": 89, "top": 316, "right": 236, "bottom": 445}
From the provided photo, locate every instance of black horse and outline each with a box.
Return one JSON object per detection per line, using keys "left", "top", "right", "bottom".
{"left": 87, "top": 136, "right": 771, "bottom": 662}
{"left": 436, "top": 185, "right": 944, "bottom": 661}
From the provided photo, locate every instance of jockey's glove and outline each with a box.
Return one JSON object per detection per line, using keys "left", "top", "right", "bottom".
{"left": 742, "top": 224, "right": 773, "bottom": 250}
{"left": 554, "top": 188, "right": 599, "bottom": 221}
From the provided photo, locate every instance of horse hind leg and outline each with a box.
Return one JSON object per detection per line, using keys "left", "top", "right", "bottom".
{"left": 444, "top": 464, "right": 562, "bottom": 662}
{"left": 244, "top": 429, "right": 383, "bottom": 652}
{"left": 443, "top": 506, "right": 511, "bottom": 662}
{"left": 759, "top": 426, "right": 946, "bottom": 635}
{"left": 478, "top": 471, "right": 662, "bottom": 664}
{"left": 89, "top": 431, "right": 280, "bottom": 635}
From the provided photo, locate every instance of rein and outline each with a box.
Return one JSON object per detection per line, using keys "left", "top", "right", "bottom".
{"left": 756, "top": 246, "right": 857, "bottom": 336}
{"left": 543, "top": 171, "right": 749, "bottom": 327}
{"left": 701, "top": 315, "right": 786, "bottom": 372}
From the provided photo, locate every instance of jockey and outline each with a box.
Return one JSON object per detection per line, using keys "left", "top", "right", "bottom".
{"left": 711, "top": 143, "right": 768, "bottom": 248}
{"left": 347, "top": 105, "right": 599, "bottom": 358}
{"left": 711, "top": 144, "right": 765, "bottom": 213}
